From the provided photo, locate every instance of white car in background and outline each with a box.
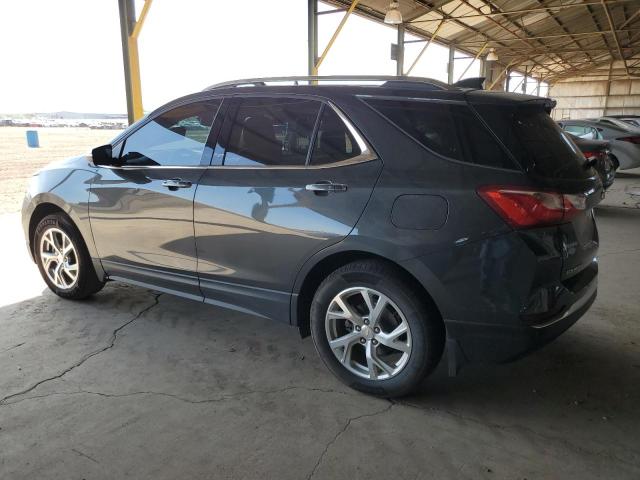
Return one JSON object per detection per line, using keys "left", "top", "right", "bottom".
{"left": 558, "top": 119, "right": 640, "bottom": 170}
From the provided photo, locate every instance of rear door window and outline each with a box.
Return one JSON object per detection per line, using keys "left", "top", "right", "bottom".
{"left": 309, "top": 106, "right": 363, "bottom": 165}
{"left": 120, "top": 100, "right": 220, "bottom": 166}
{"left": 363, "top": 98, "right": 516, "bottom": 169}
{"left": 474, "top": 104, "right": 590, "bottom": 179}
{"left": 221, "top": 97, "right": 320, "bottom": 167}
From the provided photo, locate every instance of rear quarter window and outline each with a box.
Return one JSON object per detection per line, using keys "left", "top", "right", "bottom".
{"left": 362, "top": 98, "right": 517, "bottom": 170}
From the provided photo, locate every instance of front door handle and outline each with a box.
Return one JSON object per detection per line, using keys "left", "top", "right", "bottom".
{"left": 305, "top": 181, "right": 348, "bottom": 195}
{"left": 162, "top": 178, "right": 192, "bottom": 190}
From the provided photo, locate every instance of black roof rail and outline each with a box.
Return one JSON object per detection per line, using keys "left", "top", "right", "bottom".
{"left": 203, "top": 75, "right": 450, "bottom": 91}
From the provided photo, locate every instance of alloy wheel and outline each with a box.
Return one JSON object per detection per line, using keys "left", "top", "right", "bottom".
{"left": 39, "top": 227, "right": 79, "bottom": 289}
{"left": 325, "top": 287, "right": 412, "bottom": 380}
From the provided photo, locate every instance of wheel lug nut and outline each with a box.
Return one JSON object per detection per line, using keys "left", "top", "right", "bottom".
{"left": 374, "top": 327, "right": 380, "bottom": 333}
{"left": 364, "top": 319, "right": 369, "bottom": 325}
{"left": 355, "top": 326, "right": 361, "bottom": 331}
{"left": 372, "top": 339, "right": 378, "bottom": 345}
{"left": 360, "top": 338, "right": 366, "bottom": 344}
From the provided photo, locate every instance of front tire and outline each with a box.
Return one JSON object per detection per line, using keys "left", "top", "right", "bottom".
{"left": 34, "top": 214, "right": 105, "bottom": 300}
{"left": 310, "top": 260, "right": 444, "bottom": 397}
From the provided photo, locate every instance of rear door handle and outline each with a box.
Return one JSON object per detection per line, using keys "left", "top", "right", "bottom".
{"left": 162, "top": 178, "right": 192, "bottom": 190}
{"left": 305, "top": 181, "right": 348, "bottom": 195}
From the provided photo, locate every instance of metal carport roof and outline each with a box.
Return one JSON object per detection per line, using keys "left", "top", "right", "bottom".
{"left": 322, "top": 0, "right": 640, "bottom": 82}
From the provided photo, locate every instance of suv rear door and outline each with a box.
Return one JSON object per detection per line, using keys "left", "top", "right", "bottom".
{"left": 194, "top": 96, "right": 381, "bottom": 321}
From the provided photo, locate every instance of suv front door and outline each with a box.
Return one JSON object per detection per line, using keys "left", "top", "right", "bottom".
{"left": 90, "top": 98, "right": 222, "bottom": 298}
{"left": 194, "top": 96, "right": 382, "bottom": 321}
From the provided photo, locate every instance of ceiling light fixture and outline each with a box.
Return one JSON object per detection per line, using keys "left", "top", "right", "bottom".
{"left": 384, "top": 1, "right": 403, "bottom": 24}
{"left": 487, "top": 48, "right": 499, "bottom": 61}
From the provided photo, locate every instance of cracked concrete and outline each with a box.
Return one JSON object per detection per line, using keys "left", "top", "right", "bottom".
{"left": 1, "top": 169, "right": 639, "bottom": 479}
{"left": 0, "top": 293, "right": 162, "bottom": 405}
{"left": 307, "top": 403, "right": 395, "bottom": 480}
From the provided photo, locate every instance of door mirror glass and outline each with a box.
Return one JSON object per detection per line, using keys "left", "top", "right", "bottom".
{"left": 92, "top": 144, "right": 114, "bottom": 166}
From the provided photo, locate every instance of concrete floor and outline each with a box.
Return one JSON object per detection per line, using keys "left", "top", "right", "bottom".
{"left": 1, "top": 172, "right": 639, "bottom": 480}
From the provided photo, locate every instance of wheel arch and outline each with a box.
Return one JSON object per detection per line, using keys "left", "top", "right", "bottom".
{"left": 28, "top": 203, "right": 68, "bottom": 259}
{"left": 291, "top": 249, "right": 444, "bottom": 338}
{"left": 27, "top": 197, "right": 105, "bottom": 280}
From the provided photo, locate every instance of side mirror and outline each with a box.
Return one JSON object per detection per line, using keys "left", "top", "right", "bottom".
{"left": 92, "top": 144, "right": 114, "bottom": 166}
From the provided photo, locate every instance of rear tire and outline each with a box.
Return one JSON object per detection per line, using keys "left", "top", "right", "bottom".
{"left": 34, "top": 213, "right": 105, "bottom": 300}
{"left": 310, "top": 260, "right": 444, "bottom": 397}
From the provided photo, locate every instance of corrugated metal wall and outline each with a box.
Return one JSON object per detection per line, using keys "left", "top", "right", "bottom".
{"left": 549, "top": 61, "right": 640, "bottom": 120}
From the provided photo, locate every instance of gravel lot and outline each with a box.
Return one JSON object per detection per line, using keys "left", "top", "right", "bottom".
{"left": 1, "top": 128, "right": 639, "bottom": 479}
{"left": 0, "top": 127, "right": 120, "bottom": 214}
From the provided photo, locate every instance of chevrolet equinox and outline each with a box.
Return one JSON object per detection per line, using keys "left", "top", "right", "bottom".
{"left": 22, "top": 76, "right": 601, "bottom": 396}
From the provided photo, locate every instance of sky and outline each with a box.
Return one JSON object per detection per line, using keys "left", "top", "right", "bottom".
{"left": 0, "top": 0, "right": 480, "bottom": 114}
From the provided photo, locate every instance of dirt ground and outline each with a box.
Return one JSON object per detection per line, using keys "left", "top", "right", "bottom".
{"left": 0, "top": 127, "right": 121, "bottom": 214}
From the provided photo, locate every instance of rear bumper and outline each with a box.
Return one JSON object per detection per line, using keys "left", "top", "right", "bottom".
{"left": 446, "top": 277, "right": 597, "bottom": 364}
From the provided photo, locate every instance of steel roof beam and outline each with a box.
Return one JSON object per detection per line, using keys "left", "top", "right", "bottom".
{"left": 406, "top": 0, "right": 638, "bottom": 22}
{"left": 602, "top": 0, "right": 630, "bottom": 77}
{"left": 531, "top": 0, "right": 597, "bottom": 68}
{"left": 457, "top": 28, "right": 640, "bottom": 44}
{"left": 403, "top": 1, "right": 560, "bottom": 75}
{"left": 452, "top": 0, "right": 570, "bottom": 75}
{"left": 620, "top": 5, "right": 640, "bottom": 28}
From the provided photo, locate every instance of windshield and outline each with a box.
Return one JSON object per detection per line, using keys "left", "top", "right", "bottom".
{"left": 473, "top": 103, "right": 592, "bottom": 180}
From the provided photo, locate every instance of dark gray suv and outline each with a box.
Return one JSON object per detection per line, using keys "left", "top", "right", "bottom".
{"left": 22, "top": 76, "right": 601, "bottom": 396}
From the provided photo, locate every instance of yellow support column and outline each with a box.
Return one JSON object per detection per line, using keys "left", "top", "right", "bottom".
{"left": 119, "top": 0, "right": 152, "bottom": 123}
{"left": 127, "top": 37, "right": 144, "bottom": 121}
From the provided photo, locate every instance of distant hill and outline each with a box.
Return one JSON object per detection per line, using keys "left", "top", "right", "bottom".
{"left": 45, "top": 111, "right": 127, "bottom": 119}
{"left": 1, "top": 111, "right": 127, "bottom": 120}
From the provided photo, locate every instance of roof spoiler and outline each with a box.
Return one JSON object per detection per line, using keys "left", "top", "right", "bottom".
{"left": 523, "top": 97, "right": 556, "bottom": 113}
{"left": 544, "top": 99, "right": 557, "bottom": 114}
{"left": 453, "top": 77, "right": 485, "bottom": 89}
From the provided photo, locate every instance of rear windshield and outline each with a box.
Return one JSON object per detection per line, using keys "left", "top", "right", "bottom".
{"left": 473, "top": 103, "right": 590, "bottom": 179}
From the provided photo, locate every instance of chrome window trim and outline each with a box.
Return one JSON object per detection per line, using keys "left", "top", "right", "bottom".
{"left": 326, "top": 102, "right": 372, "bottom": 160}
{"left": 93, "top": 155, "right": 376, "bottom": 171}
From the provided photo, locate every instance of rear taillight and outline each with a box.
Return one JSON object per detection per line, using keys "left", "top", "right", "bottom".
{"left": 581, "top": 150, "right": 604, "bottom": 160}
{"left": 478, "top": 186, "right": 585, "bottom": 228}
{"left": 618, "top": 136, "right": 640, "bottom": 144}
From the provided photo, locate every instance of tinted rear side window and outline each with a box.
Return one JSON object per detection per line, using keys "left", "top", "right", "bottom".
{"left": 310, "top": 107, "right": 362, "bottom": 165}
{"left": 363, "top": 98, "right": 516, "bottom": 169}
{"left": 474, "top": 104, "right": 590, "bottom": 179}
{"left": 222, "top": 98, "right": 320, "bottom": 167}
